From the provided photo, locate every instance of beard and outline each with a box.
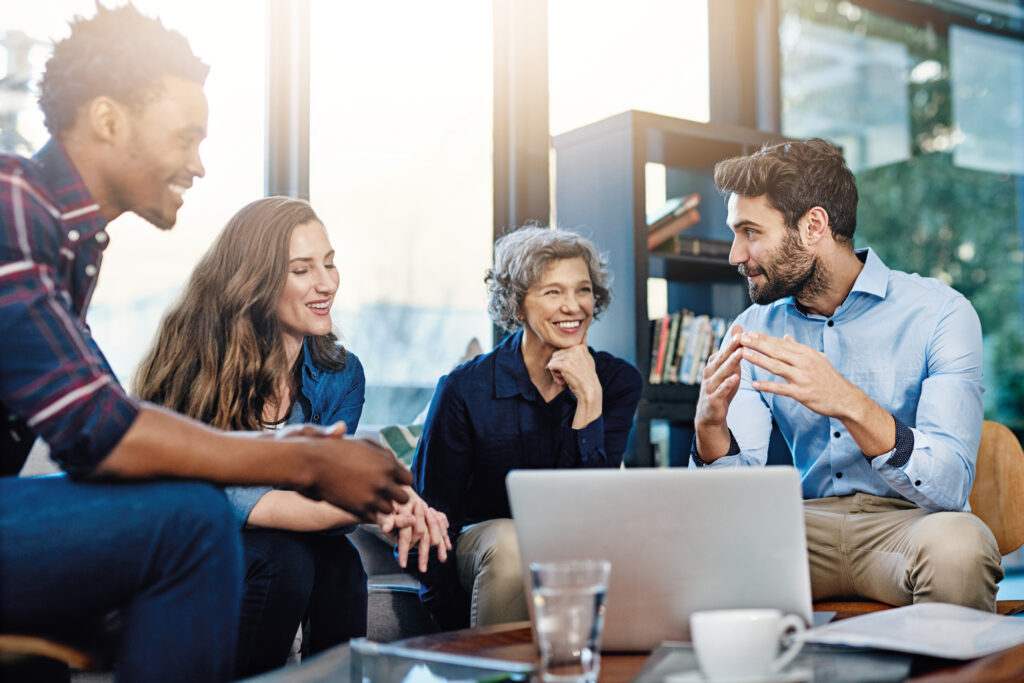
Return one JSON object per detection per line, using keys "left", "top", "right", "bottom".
{"left": 739, "top": 229, "right": 829, "bottom": 305}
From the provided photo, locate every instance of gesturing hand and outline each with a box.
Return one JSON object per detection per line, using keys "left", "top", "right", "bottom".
{"left": 739, "top": 332, "right": 857, "bottom": 418}
{"left": 695, "top": 324, "right": 744, "bottom": 428}
{"left": 693, "top": 324, "right": 744, "bottom": 461}
{"left": 305, "top": 437, "right": 413, "bottom": 520}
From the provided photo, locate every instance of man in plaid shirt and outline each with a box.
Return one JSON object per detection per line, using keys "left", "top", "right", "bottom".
{"left": 0, "top": 6, "right": 413, "bottom": 681}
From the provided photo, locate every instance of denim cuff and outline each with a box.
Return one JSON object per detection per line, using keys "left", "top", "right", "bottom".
{"left": 691, "top": 430, "right": 740, "bottom": 467}
{"left": 885, "top": 416, "right": 915, "bottom": 468}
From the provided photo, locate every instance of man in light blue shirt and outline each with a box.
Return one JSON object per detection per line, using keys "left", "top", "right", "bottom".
{"left": 691, "top": 138, "right": 1003, "bottom": 611}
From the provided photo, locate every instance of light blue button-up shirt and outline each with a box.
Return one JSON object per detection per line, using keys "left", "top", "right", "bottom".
{"left": 693, "top": 248, "right": 983, "bottom": 513}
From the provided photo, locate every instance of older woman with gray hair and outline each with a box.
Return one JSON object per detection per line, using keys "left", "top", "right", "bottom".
{"left": 411, "top": 225, "right": 643, "bottom": 629}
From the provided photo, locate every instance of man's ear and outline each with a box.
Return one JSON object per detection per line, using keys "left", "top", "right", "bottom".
{"left": 800, "top": 206, "right": 830, "bottom": 246}
{"left": 86, "top": 96, "right": 128, "bottom": 144}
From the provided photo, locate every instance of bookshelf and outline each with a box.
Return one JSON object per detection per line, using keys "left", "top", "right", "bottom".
{"left": 552, "top": 111, "right": 784, "bottom": 467}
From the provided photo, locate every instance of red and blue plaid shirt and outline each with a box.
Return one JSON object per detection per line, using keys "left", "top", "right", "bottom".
{"left": 1, "top": 140, "right": 139, "bottom": 477}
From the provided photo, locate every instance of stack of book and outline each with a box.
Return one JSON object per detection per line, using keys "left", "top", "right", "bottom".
{"left": 648, "top": 311, "right": 730, "bottom": 385}
{"left": 647, "top": 194, "right": 701, "bottom": 251}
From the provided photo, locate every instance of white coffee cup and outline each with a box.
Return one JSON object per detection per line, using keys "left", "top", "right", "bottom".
{"left": 690, "top": 608, "right": 805, "bottom": 680}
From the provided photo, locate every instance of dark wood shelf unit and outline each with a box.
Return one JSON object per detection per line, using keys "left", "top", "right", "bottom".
{"left": 649, "top": 253, "right": 745, "bottom": 283}
{"left": 553, "top": 110, "right": 784, "bottom": 466}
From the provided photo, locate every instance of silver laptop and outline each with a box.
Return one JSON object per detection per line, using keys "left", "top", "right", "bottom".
{"left": 506, "top": 467, "right": 813, "bottom": 651}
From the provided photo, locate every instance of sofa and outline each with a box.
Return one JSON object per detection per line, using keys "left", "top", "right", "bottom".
{"left": 349, "top": 524, "right": 437, "bottom": 642}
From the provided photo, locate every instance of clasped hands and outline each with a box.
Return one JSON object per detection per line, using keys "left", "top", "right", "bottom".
{"left": 273, "top": 421, "right": 452, "bottom": 572}
{"left": 375, "top": 487, "right": 452, "bottom": 573}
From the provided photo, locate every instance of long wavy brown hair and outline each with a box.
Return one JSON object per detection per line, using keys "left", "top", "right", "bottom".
{"left": 133, "top": 196, "right": 346, "bottom": 430}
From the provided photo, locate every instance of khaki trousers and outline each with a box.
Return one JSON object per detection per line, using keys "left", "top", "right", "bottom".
{"left": 804, "top": 493, "right": 1003, "bottom": 612}
{"left": 456, "top": 518, "right": 530, "bottom": 627}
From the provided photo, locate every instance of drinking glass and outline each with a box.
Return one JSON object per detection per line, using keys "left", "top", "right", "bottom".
{"left": 529, "top": 559, "right": 611, "bottom": 683}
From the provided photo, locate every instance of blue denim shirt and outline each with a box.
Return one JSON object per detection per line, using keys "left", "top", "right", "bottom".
{"left": 225, "top": 341, "right": 365, "bottom": 526}
{"left": 691, "top": 248, "right": 984, "bottom": 513}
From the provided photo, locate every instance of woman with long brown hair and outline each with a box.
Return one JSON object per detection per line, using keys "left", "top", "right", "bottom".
{"left": 135, "top": 196, "right": 449, "bottom": 677}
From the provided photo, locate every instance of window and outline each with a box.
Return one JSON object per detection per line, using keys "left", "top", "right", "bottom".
{"left": 0, "top": 1, "right": 266, "bottom": 383}
{"left": 308, "top": 0, "right": 494, "bottom": 424}
{"left": 549, "top": 0, "right": 712, "bottom": 319}
{"left": 779, "top": 0, "right": 1024, "bottom": 431}
{"left": 548, "top": 0, "right": 710, "bottom": 136}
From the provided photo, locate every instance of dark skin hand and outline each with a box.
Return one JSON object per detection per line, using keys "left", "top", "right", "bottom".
{"left": 259, "top": 422, "right": 416, "bottom": 517}
{"left": 94, "top": 406, "right": 413, "bottom": 522}
{"left": 301, "top": 438, "right": 413, "bottom": 518}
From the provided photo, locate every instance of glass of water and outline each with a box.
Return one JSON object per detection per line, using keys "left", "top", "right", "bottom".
{"left": 529, "top": 559, "right": 611, "bottom": 683}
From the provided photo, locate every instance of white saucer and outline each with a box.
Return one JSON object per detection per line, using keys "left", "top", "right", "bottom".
{"left": 663, "top": 666, "right": 813, "bottom": 683}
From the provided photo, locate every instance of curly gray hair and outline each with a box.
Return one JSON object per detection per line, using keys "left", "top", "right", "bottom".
{"left": 484, "top": 225, "right": 612, "bottom": 332}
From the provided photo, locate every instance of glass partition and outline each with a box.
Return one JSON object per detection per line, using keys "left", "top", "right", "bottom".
{"left": 0, "top": 1, "right": 266, "bottom": 384}
{"left": 308, "top": 0, "right": 494, "bottom": 424}
{"left": 780, "top": 0, "right": 1024, "bottom": 432}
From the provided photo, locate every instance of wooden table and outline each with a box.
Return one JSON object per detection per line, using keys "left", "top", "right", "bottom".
{"left": 395, "top": 620, "right": 1024, "bottom": 682}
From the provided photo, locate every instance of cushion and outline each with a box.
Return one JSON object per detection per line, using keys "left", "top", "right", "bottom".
{"left": 376, "top": 337, "right": 483, "bottom": 466}
{"left": 378, "top": 424, "right": 423, "bottom": 467}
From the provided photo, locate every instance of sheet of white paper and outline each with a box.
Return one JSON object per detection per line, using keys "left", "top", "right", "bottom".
{"left": 802, "top": 603, "right": 1024, "bottom": 659}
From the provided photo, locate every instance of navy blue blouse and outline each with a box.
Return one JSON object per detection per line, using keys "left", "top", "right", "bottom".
{"left": 412, "top": 329, "right": 643, "bottom": 537}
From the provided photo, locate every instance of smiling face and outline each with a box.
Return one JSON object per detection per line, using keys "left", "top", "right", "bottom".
{"left": 110, "top": 76, "right": 208, "bottom": 229}
{"left": 275, "top": 220, "right": 339, "bottom": 351}
{"left": 520, "top": 256, "right": 594, "bottom": 351}
{"left": 727, "top": 193, "right": 819, "bottom": 305}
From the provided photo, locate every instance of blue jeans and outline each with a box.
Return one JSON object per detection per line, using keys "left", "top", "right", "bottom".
{"left": 236, "top": 528, "right": 367, "bottom": 678}
{"left": 0, "top": 475, "right": 242, "bottom": 682}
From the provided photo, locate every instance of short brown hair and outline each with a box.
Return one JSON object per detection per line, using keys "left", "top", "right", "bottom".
{"left": 714, "top": 138, "right": 858, "bottom": 243}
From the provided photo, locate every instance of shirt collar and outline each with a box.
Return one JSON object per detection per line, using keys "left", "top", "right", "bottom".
{"left": 301, "top": 338, "right": 321, "bottom": 380}
{"left": 494, "top": 329, "right": 535, "bottom": 400}
{"left": 769, "top": 246, "right": 890, "bottom": 313}
{"left": 848, "top": 247, "right": 889, "bottom": 299}
{"left": 33, "top": 139, "right": 107, "bottom": 237}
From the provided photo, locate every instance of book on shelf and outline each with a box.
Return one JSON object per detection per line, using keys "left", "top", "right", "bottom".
{"left": 661, "top": 312, "right": 682, "bottom": 384}
{"left": 664, "top": 310, "right": 692, "bottom": 383}
{"left": 681, "top": 315, "right": 709, "bottom": 384}
{"left": 647, "top": 193, "right": 701, "bottom": 251}
{"left": 648, "top": 311, "right": 733, "bottom": 386}
{"left": 672, "top": 310, "right": 694, "bottom": 382}
{"left": 648, "top": 318, "right": 662, "bottom": 384}
{"left": 649, "top": 314, "right": 671, "bottom": 384}
{"left": 672, "top": 235, "right": 733, "bottom": 260}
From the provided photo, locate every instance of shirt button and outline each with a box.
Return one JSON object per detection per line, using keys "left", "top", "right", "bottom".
{"left": 67, "top": 229, "right": 80, "bottom": 242}
{"left": 833, "top": 431, "right": 840, "bottom": 438}
{"left": 95, "top": 231, "right": 108, "bottom": 244}
{"left": 914, "top": 480, "right": 922, "bottom": 486}
{"left": 312, "top": 414, "right": 320, "bottom": 423}
{"left": 84, "top": 264, "right": 98, "bottom": 277}
{"left": 827, "top": 320, "right": 834, "bottom": 327}
{"left": 836, "top": 472, "right": 843, "bottom": 478}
